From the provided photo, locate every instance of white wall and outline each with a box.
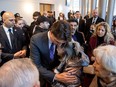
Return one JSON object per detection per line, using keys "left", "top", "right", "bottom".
{"left": 0, "top": 0, "right": 39, "bottom": 25}
{"left": 54, "top": 0, "right": 70, "bottom": 20}
{"left": 0, "top": 0, "right": 70, "bottom": 25}
{"left": 114, "top": 0, "right": 116, "bottom": 15}
{"left": 39, "top": 0, "right": 70, "bottom": 20}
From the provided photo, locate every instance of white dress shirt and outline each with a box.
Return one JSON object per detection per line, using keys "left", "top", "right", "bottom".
{"left": 92, "top": 17, "right": 98, "bottom": 24}
{"left": 3, "top": 25, "right": 13, "bottom": 48}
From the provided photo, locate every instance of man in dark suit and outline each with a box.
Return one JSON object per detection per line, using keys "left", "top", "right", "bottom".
{"left": 85, "top": 9, "right": 104, "bottom": 40}
{"left": 74, "top": 11, "right": 86, "bottom": 35}
{"left": 68, "top": 19, "right": 85, "bottom": 46}
{"left": 0, "top": 12, "right": 27, "bottom": 66}
{"left": 29, "top": 11, "right": 41, "bottom": 37}
{"left": 30, "top": 20, "right": 78, "bottom": 87}
{"left": 33, "top": 16, "right": 50, "bottom": 35}
{"left": 47, "top": 11, "right": 56, "bottom": 28}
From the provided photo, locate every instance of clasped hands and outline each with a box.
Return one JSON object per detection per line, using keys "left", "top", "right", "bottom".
{"left": 14, "top": 50, "right": 26, "bottom": 58}
{"left": 54, "top": 67, "right": 78, "bottom": 84}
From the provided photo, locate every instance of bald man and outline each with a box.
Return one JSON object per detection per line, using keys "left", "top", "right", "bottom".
{"left": 0, "top": 12, "right": 27, "bottom": 66}
{"left": 85, "top": 9, "right": 104, "bottom": 41}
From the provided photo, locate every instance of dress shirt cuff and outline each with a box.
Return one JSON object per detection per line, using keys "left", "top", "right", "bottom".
{"left": 52, "top": 74, "right": 58, "bottom": 83}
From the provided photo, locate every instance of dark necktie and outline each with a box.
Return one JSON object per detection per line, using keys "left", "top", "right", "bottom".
{"left": 92, "top": 18, "right": 96, "bottom": 24}
{"left": 8, "top": 29, "right": 14, "bottom": 49}
{"left": 50, "top": 43, "right": 54, "bottom": 60}
{"left": 72, "top": 35, "right": 77, "bottom": 41}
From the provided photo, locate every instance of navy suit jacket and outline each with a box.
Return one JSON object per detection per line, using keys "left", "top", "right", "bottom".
{"left": 85, "top": 17, "right": 104, "bottom": 39}
{"left": 30, "top": 31, "right": 60, "bottom": 85}
{"left": 74, "top": 31, "right": 85, "bottom": 46}
{"left": 0, "top": 26, "right": 27, "bottom": 65}
{"left": 78, "top": 19, "right": 86, "bottom": 35}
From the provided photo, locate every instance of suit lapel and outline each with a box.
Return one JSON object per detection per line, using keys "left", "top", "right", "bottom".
{"left": 41, "top": 32, "right": 59, "bottom": 63}
{"left": 41, "top": 32, "right": 51, "bottom": 62}
{"left": 0, "top": 27, "right": 11, "bottom": 49}
{"left": 91, "top": 17, "right": 93, "bottom": 24}
{"left": 96, "top": 17, "right": 100, "bottom": 24}
{"left": 78, "top": 19, "right": 80, "bottom": 25}
{"left": 12, "top": 28, "right": 18, "bottom": 51}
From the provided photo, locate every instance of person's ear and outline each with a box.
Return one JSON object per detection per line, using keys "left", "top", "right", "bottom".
{"left": 33, "top": 82, "right": 40, "bottom": 87}
{"left": 33, "top": 84, "right": 40, "bottom": 87}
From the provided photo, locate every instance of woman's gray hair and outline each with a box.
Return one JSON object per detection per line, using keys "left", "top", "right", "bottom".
{"left": 93, "top": 45, "right": 116, "bottom": 73}
{"left": 0, "top": 58, "right": 39, "bottom": 87}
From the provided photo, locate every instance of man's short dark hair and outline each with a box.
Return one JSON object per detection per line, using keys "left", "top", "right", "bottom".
{"left": 36, "top": 16, "right": 49, "bottom": 25}
{"left": 47, "top": 11, "right": 52, "bottom": 13}
{"left": 14, "top": 13, "right": 23, "bottom": 18}
{"left": 67, "top": 18, "right": 78, "bottom": 24}
{"left": 75, "top": 11, "right": 80, "bottom": 14}
{"left": 33, "top": 11, "right": 41, "bottom": 17}
{"left": 50, "top": 20, "right": 71, "bottom": 42}
{"left": 0, "top": 11, "right": 6, "bottom": 17}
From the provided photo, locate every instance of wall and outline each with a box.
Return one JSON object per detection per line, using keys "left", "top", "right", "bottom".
{"left": 54, "top": 0, "right": 70, "bottom": 20}
{"left": 114, "top": 0, "right": 116, "bottom": 15}
{"left": 0, "top": 0, "right": 39, "bottom": 25}
{"left": 0, "top": 0, "right": 70, "bottom": 25}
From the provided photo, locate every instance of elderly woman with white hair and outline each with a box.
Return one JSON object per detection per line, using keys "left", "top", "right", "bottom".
{"left": 89, "top": 45, "right": 116, "bottom": 87}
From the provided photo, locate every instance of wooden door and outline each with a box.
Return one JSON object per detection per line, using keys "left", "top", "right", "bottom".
{"left": 40, "top": 3, "right": 52, "bottom": 15}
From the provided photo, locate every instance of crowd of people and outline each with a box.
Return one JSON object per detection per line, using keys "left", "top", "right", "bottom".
{"left": 0, "top": 9, "right": 116, "bottom": 87}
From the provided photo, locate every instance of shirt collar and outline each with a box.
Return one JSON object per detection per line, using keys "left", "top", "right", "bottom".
{"left": 93, "top": 17, "right": 98, "bottom": 20}
{"left": 48, "top": 31, "right": 53, "bottom": 47}
{"left": 3, "top": 25, "right": 13, "bottom": 33}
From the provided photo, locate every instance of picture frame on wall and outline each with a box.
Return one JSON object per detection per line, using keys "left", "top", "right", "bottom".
{"left": 65, "top": 0, "right": 70, "bottom": 6}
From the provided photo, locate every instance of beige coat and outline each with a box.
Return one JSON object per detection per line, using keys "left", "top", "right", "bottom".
{"left": 89, "top": 76, "right": 116, "bottom": 87}
{"left": 89, "top": 76, "right": 98, "bottom": 87}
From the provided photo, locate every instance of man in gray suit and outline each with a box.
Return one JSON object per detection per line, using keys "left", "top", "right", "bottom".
{"left": 30, "top": 20, "right": 78, "bottom": 87}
